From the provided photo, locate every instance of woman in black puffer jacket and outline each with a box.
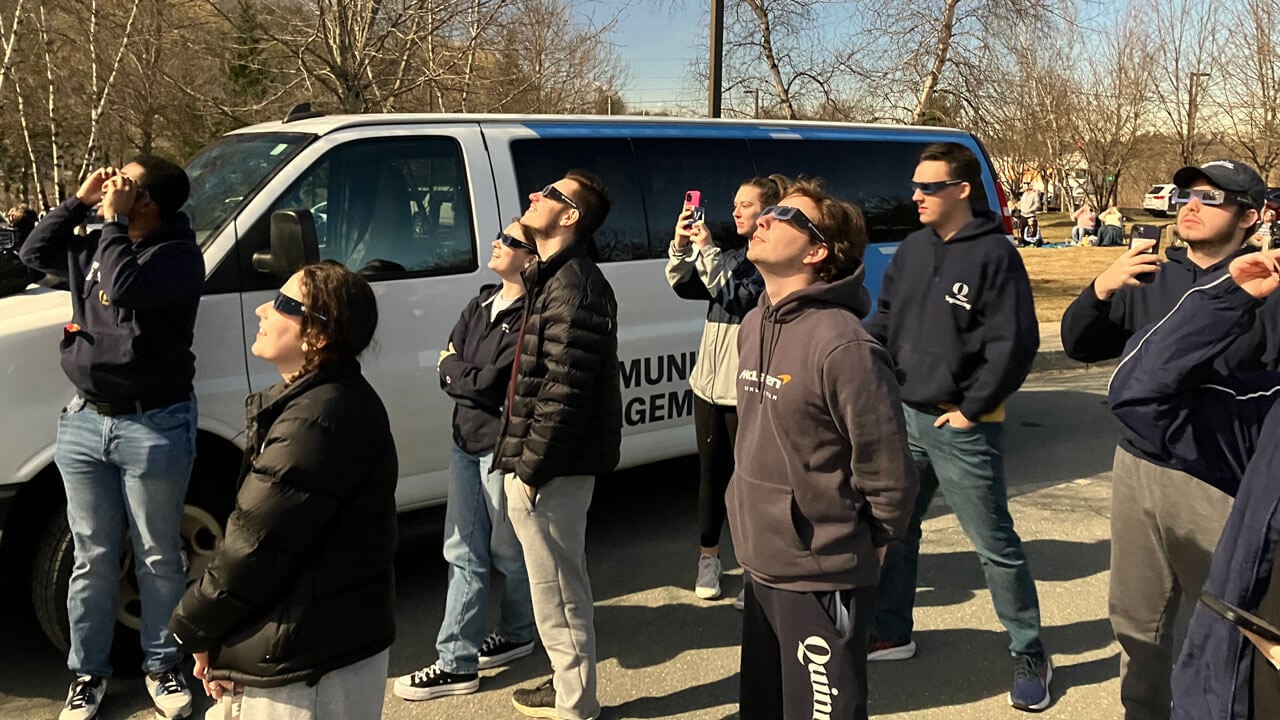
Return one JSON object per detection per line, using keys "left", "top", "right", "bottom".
{"left": 170, "top": 261, "right": 398, "bottom": 719}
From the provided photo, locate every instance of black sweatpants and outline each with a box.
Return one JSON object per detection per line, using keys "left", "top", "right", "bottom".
{"left": 693, "top": 395, "right": 738, "bottom": 548}
{"left": 740, "top": 575, "right": 875, "bottom": 720}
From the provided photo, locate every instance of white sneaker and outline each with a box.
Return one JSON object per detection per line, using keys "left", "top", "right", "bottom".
{"left": 695, "top": 554, "right": 722, "bottom": 599}
{"left": 734, "top": 588, "right": 745, "bottom": 611}
{"left": 146, "top": 669, "right": 193, "bottom": 719}
{"left": 60, "top": 676, "right": 106, "bottom": 720}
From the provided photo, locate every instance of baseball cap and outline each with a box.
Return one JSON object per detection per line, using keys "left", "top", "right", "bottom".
{"left": 1173, "top": 159, "right": 1266, "bottom": 210}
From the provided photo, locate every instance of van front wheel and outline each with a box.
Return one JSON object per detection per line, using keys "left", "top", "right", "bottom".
{"left": 30, "top": 501, "right": 225, "bottom": 668}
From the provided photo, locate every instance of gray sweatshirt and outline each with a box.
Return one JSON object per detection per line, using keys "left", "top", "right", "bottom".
{"left": 726, "top": 267, "right": 918, "bottom": 592}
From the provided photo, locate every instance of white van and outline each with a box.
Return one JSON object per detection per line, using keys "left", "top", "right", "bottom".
{"left": 0, "top": 113, "right": 1012, "bottom": 653}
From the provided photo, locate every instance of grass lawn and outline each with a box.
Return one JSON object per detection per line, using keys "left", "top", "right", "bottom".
{"left": 1018, "top": 210, "right": 1173, "bottom": 324}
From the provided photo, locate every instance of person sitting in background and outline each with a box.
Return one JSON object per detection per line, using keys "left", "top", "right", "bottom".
{"left": 1097, "top": 205, "right": 1125, "bottom": 247}
{"left": 171, "top": 261, "right": 398, "bottom": 720}
{"left": 1071, "top": 204, "right": 1098, "bottom": 245}
{"left": 1249, "top": 207, "right": 1276, "bottom": 249}
{"left": 1022, "top": 216, "right": 1043, "bottom": 247}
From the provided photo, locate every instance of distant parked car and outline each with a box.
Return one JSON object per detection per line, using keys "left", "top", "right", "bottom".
{"left": 1143, "top": 183, "right": 1177, "bottom": 217}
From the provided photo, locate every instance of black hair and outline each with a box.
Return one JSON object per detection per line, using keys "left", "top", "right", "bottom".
{"left": 128, "top": 154, "right": 190, "bottom": 220}
{"left": 563, "top": 169, "right": 612, "bottom": 243}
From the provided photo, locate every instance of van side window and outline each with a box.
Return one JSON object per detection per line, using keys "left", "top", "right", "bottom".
{"left": 271, "top": 137, "right": 476, "bottom": 276}
{"left": 748, "top": 139, "right": 992, "bottom": 245}
{"left": 511, "top": 138, "right": 649, "bottom": 262}
{"left": 631, "top": 138, "right": 755, "bottom": 253}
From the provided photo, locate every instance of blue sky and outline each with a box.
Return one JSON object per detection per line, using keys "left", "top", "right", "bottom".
{"left": 603, "top": 2, "right": 705, "bottom": 112}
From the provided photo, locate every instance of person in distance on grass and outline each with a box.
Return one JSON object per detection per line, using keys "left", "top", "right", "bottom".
{"left": 1062, "top": 158, "right": 1280, "bottom": 720}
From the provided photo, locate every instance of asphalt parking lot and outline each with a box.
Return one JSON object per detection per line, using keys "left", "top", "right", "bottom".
{"left": 0, "top": 367, "right": 1123, "bottom": 719}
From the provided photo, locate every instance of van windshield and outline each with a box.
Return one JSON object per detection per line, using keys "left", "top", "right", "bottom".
{"left": 184, "top": 132, "right": 311, "bottom": 246}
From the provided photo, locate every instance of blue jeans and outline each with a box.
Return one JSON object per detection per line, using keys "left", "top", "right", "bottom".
{"left": 55, "top": 396, "right": 196, "bottom": 678}
{"left": 435, "top": 444, "right": 535, "bottom": 674}
{"left": 873, "top": 405, "right": 1043, "bottom": 656}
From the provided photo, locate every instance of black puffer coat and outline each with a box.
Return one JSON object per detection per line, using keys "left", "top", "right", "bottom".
{"left": 494, "top": 241, "right": 622, "bottom": 487}
{"left": 170, "top": 360, "right": 398, "bottom": 688}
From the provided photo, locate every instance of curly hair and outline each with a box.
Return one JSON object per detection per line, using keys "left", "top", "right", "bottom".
{"left": 781, "top": 177, "right": 868, "bottom": 283}
{"left": 294, "top": 260, "right": 379, "bottom": 379}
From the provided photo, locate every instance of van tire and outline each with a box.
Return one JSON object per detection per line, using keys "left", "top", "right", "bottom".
{"left": 29, "top": 477, "right": 230, "bottom": 672}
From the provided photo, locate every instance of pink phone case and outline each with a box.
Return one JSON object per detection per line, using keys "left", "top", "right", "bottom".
{"left": 684, "top": 190, "right": 702, "bottom": 208}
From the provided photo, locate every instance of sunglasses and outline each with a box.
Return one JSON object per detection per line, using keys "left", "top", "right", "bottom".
{"left": 1172, "top": 188, "right": 1255, "bottom": 207}
{"left": 538, "top": 184, "right": 579, "bottom": 210}
{"left": 497, "top": 231, "right": 538, "bottom": 255}
{"left": 911, "top": 179, "right": 966, "bottom": 195}
{"left": 761, "top": 205, "right": 829, "bottom": 247}
{"left": 273, "top": 292, "right": 328, "bottom": 324}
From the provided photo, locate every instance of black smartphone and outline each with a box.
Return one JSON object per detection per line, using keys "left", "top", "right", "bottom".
{"left": 1268, "top": 233, "right": 1280, "bottom": 252}
{"left": 1200, "top": 591, "right": 1280, "bottom": 643}
{"left": 1129, "top": 230, "right": 1161, "bottom": 284}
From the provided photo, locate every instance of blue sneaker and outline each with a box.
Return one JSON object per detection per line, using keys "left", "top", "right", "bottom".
{"left": 1009, "top": 652, "right": 1052, "bottom": 712}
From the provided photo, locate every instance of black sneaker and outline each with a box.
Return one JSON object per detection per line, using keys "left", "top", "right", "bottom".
{"left": 511, "top": 678, "right": 557, "bottom": 718}
{"left": 146, "top": 668, "right": 193, "bottom": 719}
{"left": 60, "top": 675, "right": 107, "bottom": 720}
{"left": 393, "top": 662, "right": 479, "bottom": 701}
{"left": 477, "top": 631, "right": 537, "bottom": 670}
{"left": 1009, "top": 652, "right": 1053, "bottom": 712}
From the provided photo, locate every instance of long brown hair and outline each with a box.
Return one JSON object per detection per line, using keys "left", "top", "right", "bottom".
{"left": 295, "top": 260, "right": 379, "bottom": 377}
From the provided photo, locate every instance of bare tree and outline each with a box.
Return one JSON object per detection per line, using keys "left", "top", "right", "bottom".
{"left": 1215, "top": 0, "right": 1280, "bottom": 180}
{"left": 1147, "top": 0, "right": 1220, "bottom": 166}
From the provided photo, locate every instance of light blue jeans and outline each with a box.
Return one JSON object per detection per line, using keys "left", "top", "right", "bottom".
{"left": 55, "top": 396, "right": 196, "bottom": 678}
{"left": 435, "top": 444, "right": 535, "bottom": 674}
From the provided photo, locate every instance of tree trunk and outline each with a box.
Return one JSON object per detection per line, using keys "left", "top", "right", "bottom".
{"left": 911, "top": 0, "right": 960, "bottom": 125}
{"left": 743, "top": 0, "right": 796, "bottom": 120}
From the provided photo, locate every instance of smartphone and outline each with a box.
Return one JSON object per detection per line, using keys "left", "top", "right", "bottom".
{"left": 1200, "top": 591, "right": 1280, "bottom": 643}
{"left": 684, "top": 190, "right": 704, "bottom": 226}
{"left": 1268, "top": 232, "right": 1280, "bottom": 252}
{"left": 1129, "top": 229, "right": 1161, "bottom": 284}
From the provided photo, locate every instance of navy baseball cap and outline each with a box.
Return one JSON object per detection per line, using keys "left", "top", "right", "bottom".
{"left": 1173, "top": 159, "right": 1266, "bottom": 210}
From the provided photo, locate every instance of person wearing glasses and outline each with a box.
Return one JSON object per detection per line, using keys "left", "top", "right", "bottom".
{"left": 169, "top": 261, "right": 398, "bottom": 720}
{"left": 394, "top": 223, "right": 539, "bottom": 702}
{"left": 665, "top": 175, "right": 784, "bottom": 609}
{"left": 494, "top": 172, "right": 621, "bottom": 720}
{"left": 1062, "top": 159, "right": 1280, "bottom": 720}
{"left": 726, "top": 177, "right": 917, "bottom": 720}
{"left": 20, "top": 158, "right": 204, "bottom": 720}
{"left": 863, "top": 142, "right": 1050, "bottom": 711}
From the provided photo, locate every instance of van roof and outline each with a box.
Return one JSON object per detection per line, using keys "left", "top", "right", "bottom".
{"left": 226, "top": 113, "right": 975, "bottom": 141}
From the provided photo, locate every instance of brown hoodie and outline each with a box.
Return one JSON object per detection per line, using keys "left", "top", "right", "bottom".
{"left": 726, "top": 266, "right": 918, "bottom": 592}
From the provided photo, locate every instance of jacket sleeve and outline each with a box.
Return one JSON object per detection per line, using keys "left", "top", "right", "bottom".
{"left": 824, "top": 338, "right": 918, "bottom": 546}
{"left": 517, "top": 277, "right": 617, "bottom": 487}
{"left": 665, "top": 242, "right": 712, "bottom": 301}
{"left": 96, "top": 227, "right": 205, "bottom": 308}
{"left": 439, "top": 298, "right": 518, "bottom": 412}
{"left": 1108, "top": 274, "right": 1279, "bottom": 493}
{"left": 169, "top": 415, "right": 358, "bottom": 652}
{"left": 17, "top": 197, "right": 89, "bottom": 279}
{"left": 1060, "top": 282, "right": 1132, "bottom": 363}
{"left": 861, "top": 251, "right": 898, "bottom": 344}
{"left": 958, "top": 248, "right": 1040, "bottom": 420}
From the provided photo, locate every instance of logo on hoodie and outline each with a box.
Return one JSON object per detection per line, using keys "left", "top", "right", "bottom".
{"left": 945, "top": 281, "right": 972, "bottom": 311}
{"left": 796, "top": 635, "right": 839, "bottom": 719}
{"left": 738, "top": 368, "right": 792, "bottom": 401}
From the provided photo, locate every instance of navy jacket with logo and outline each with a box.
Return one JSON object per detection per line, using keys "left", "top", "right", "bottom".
{"left": 863, "top": 211, "right": 1039, "bottom": 419}
{"left": 19, "top": 197, "right": 204, "bottom": 403}
{"left": 439, "top": 284, "right": 525, "bottom": 455}
{"left": 1108, "top": 274, "right": 1280, "bottom": 719}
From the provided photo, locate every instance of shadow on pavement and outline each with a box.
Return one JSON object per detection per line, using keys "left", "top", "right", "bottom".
{"left": 609, "top": 675, "right": 737, "bottom": 719}
{"left": 915, "top": 538, "right": 1111, "bottom": 609}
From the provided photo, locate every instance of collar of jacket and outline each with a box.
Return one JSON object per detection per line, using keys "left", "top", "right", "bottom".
{"left": 131, "top": 212, "right": 196, "bottom": 250}
{"left": 244, "top": 358, "right": 362, "bottom": 430}
{"left": 1161, "top": 244, "right": 1252, "bottom": 272}
{"left": 521, "top": 240, "right": 590, "bottom": 293}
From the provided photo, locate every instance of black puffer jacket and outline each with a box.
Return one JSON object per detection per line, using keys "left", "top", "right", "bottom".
{"left": 170, "top": 360, "right": 398, "bottom": 688}
{"left": 494, "top": 242, "right": 622, "bottom": 487}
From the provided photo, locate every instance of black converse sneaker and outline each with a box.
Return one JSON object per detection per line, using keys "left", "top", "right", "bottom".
{"left": 393, "top": 662, "right": 479, "bottom": 701}
{"left": 60, "top": 675, "right": 107, "bottom": 720}
{"left": 477, "top": 631, "right": 537, "bottom": 670}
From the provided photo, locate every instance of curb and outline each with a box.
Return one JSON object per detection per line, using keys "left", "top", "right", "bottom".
{"left": 1031, "top": 350, "right": 1117, "bottom": 374}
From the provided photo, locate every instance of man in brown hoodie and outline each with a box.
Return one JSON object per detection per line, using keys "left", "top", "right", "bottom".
{"left": 725, "top": 177, "right": 918, "bottom": 720}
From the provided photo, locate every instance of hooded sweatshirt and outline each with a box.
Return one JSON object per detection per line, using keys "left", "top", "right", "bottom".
{"left": 726, "top": 266, "right": 918, "bottom": 592}
{"left": 863, "top": 210, "right": 1039, "bottom": 420}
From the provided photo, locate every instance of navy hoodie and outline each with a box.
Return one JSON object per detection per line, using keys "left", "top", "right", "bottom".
{"left": 863, "top": 210, "right": 1038, "bottom": 420}
{"left": 20, "top": 197, "right": 204, "bottom": 403}
{"left": 439, "top": 284, "right": 525, "bottom": 455}
{"left": 726, "top": 266, "right": 918, "bottom": 592}
{"left": 1062, "top": 245, "right": 1280, "bottom": 468}
{"left": 1108, "top": 275, "right": 1280, "bottom": 719}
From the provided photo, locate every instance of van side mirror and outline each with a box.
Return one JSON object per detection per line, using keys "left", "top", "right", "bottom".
{"left": 252, "top": 209, "right": 319, "bottom": 279}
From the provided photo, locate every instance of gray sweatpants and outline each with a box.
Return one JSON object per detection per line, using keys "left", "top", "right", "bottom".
{"left": 235, "top": 648, "right": 388, "bottom": 720}
{"left": 1110, "top": 447, "right": 1232, "bottom": 720}
{"left": 505, "top": 473, "right": 599, "bottom": 720}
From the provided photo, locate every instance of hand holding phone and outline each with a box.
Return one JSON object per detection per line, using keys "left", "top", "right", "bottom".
{"left": 1200, "top": 591, "right": 1280, "bottom": 644}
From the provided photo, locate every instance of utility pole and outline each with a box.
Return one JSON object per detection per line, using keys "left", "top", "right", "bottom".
{"left": 743, "top": 88, "right": 760, "bottom": 119}
{"left": 1186, "top": 71, "right": 1210, "bottom": 166}
{"left": 708, "top": 0, "right": 724, "bottom": 118}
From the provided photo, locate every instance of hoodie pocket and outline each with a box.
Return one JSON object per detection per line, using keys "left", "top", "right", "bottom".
{"left": 728, "top": 473, "right": 821, "bottom": 579}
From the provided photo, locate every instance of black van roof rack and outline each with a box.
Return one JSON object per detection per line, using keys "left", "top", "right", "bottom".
{"left": 284, "top": 103, "right": 325, "bottom": 123}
